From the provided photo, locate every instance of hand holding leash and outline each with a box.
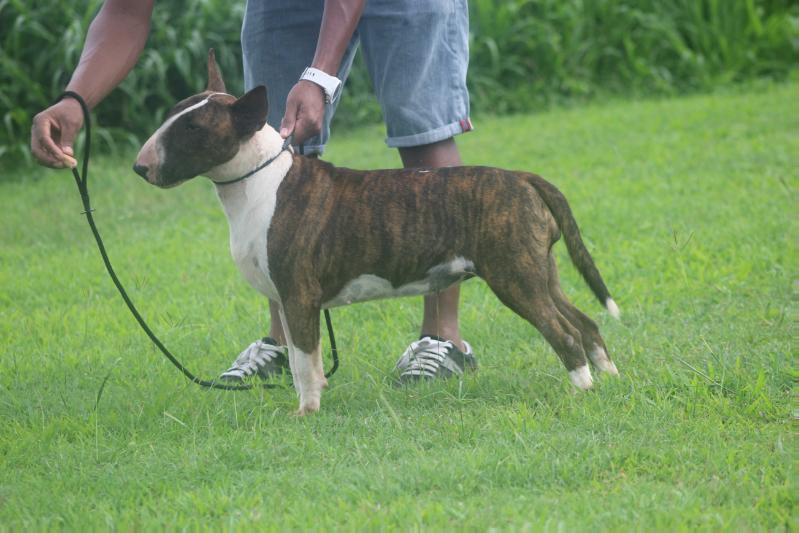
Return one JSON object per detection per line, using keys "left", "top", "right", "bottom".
{"left": 279, "top": 80, "right": 326, "bottom": 145}
{"left": 31, "top": 98, "right": 82, "bottom": 169}
{"left": 55, "top": 90, "right": 339, "bottom": 392}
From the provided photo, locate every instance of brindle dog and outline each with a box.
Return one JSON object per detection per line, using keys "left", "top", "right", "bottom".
{"left": 134, "top": 50, "right": 619, "bottom": 415}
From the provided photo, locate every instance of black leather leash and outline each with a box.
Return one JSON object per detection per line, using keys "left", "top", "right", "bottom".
{"left": 56, "top": 90, "right": 339, "bottom": 391}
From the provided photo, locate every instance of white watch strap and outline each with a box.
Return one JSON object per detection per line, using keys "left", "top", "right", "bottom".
{"left": 300, "top": 67, "right": 342, "bottom": 103}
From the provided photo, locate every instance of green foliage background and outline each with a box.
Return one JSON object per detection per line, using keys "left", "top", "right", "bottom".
{"left": 1, "top": 0, "right": 797, "bottom": 162}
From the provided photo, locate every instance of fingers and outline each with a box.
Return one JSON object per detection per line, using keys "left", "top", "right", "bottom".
{"left": 58, "top": 117, "right": 81, "bottom": 168}
{"left": 31, "top": 115, "right": 66, "bottom": 168}
{"left": 61, "top": 153, "right": 78, "bottom": 169}
{"left": 292, "top": 113, "right": 318, "bottom": 146}
{"left": 279, "top": 99, "right": 298, "bottom": 140}
{"left": 280, "top": 81, "right": 326, "bottom": 146}
{"left": 30, "top": 100, "right": 83, "bottom": 169}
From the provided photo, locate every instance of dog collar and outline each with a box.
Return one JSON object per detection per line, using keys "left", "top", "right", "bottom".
{"left": 214, "top": 138, "right": 294, "bottom": 186}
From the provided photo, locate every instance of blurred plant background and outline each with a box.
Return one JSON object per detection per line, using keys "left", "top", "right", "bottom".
{"left": 1, "top": 0, "right": 797, "bottom": 164}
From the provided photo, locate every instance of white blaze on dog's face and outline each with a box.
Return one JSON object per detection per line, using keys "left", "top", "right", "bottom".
{"left": 134, "top": 88, "right": 268, "bottom": 187}
{"left": 134, "top": 49, "right": 268, "bottom": 187}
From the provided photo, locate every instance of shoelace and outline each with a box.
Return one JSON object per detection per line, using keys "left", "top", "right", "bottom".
{"left": 397, "top": 337, "right": 458, "bottom": 378}
{"left": 226, "top": 339, "right": 285, "bottom": 377}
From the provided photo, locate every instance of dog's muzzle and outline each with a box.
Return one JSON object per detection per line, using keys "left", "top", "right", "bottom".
{"left": 133, "top": 163, "right": 149, "bottom": 181}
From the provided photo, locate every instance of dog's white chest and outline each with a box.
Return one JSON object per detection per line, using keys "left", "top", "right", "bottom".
{"left": 214, "top": 153, "right": 291, "bottom": 302}
{"left": 226, "top": 194, "right": 277, "bottom": 299}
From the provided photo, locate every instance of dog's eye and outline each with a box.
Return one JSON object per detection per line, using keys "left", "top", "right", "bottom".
{"left": 185, "top": 122, "right": 200, "bottom": 132}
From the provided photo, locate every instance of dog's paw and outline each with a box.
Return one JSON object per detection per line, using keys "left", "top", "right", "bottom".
{"left": 588, "top": 346, "right": 619, "bottom": 376}
{"left": 568, "top": 365, "right": 594, "bottom": 390}
{"left": 294, "top": 399, "right": 321, "bottom": 416}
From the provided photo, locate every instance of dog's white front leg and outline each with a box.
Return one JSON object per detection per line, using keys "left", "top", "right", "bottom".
{"left": 278, "top": 308, "right": 302, "bottom": 399}
{"left": 278, "top": 309, "right": 326, "bottom": 415}
{"left": 292, "top": 342, "right": 327, "bottom": 416}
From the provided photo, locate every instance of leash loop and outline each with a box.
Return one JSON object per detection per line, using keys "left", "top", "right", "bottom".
{"left": 56, "top": 91, "right": 339, "bottom": 390}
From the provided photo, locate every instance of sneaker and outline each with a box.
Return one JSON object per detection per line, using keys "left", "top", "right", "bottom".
{"left": 219, "top": 337, "right": 289, "bottom": 381}
{"left": 394, "top": 336, "right": 477, "bottom": 384}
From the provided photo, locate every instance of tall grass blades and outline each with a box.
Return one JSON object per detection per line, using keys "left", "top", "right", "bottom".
{"left": 1, "top": 0, "right": 797, "bottom": 165}
{"left": 0, "top": 0, "right": 245, "bottom": 164}
{"left": 1, "top": 0, "right": 97, "bottom": 161}
{"left": 467, "top": 0, "right": 798, "bottom": 114}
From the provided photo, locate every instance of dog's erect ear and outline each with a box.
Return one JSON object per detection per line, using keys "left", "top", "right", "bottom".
{"left": 231, "top": 85, "right": 269, "bottom": 137}
{"left": 207, "top": 48, "right": 227, "bottom": 93}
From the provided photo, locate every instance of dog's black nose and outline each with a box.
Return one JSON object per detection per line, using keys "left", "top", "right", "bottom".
{"left": 133, "top": 163, "right": 149, "bottom": 179}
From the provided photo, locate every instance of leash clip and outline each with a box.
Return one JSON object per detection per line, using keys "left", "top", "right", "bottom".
{"left": 281, "top": 133, "right": 295, "bottom": 153}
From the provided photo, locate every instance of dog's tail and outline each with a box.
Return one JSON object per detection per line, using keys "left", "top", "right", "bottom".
{"left": 525, "top": 173, "right": 620, "bottom": 319}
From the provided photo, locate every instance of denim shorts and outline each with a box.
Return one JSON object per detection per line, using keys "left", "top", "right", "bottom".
{"left": 241, "top": 0, "right": 472, "bottom": 154}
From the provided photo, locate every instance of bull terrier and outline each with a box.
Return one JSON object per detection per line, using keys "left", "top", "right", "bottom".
{"left": 134, "top": 50, "right": 620, "bottom": 415}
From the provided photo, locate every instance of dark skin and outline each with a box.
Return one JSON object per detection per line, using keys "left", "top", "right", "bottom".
{"left": 279, "top": 0, "right": 366, "bottom": 143}
{"left": 31, "top": 0, "right": 466, "bottom": 351}
{"left": 30, "top": 0, "right": 361, "bottom": 166}
{"left": 31, "top": 0, "right": 155, "bottom": 168}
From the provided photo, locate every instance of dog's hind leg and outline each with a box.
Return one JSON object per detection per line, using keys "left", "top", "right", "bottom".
{"left": 547, "top": 254, "right": 618, "bottom": 376}
{"left": 482, "top": 261, "right": 593, "bottom": 389}
{"left": 279, "top": 300, "right": 327, "bottom": 415}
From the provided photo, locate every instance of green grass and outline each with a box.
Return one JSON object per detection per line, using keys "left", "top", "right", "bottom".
{"left": 1, "top": 84, "right": 796, "bottom": 530}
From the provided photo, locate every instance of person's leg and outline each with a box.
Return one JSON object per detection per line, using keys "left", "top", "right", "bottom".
{"left": 398, "top": 138, "right": 465, "bottom": 351}
{"left": 255, "top": 22, "right": 359, "bottom": 342}
{"left": 242, "top": 0, "right": 320, "bottom": 348}
{"left": 359, "top": 0, "right": 475, "bottom": 378}
{"left": 223, "top": 0, "right": 358, "bottom": 380}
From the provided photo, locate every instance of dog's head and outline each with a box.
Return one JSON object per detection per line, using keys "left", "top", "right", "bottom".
{"left": 134, "top": 49, "right": 268, "bottom": 188}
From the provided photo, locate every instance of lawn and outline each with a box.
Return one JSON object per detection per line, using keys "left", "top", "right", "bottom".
{"left": 0, "top": 83, "right": 795, "bottom": 530}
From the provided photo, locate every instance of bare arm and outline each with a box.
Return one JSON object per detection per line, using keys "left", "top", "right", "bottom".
{"left": 311, "top": 0, "right": 365, "bottom": 75}
{"left": 280, "top": 0, "right": 366, "bottom": 144}
{"left": 31, "top": 0, "right": 154, "bottom": 168}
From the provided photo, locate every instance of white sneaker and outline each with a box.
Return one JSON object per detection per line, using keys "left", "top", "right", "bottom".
{"left": 394, "top": 336, "right": 477, "bottom": 384}
{"left": 219, "top": 337, "right": 289, "bottom": 381}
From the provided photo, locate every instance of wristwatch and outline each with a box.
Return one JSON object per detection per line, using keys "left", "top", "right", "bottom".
{"left": 300, "top": 67, "right": 342, "bottom": 104}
